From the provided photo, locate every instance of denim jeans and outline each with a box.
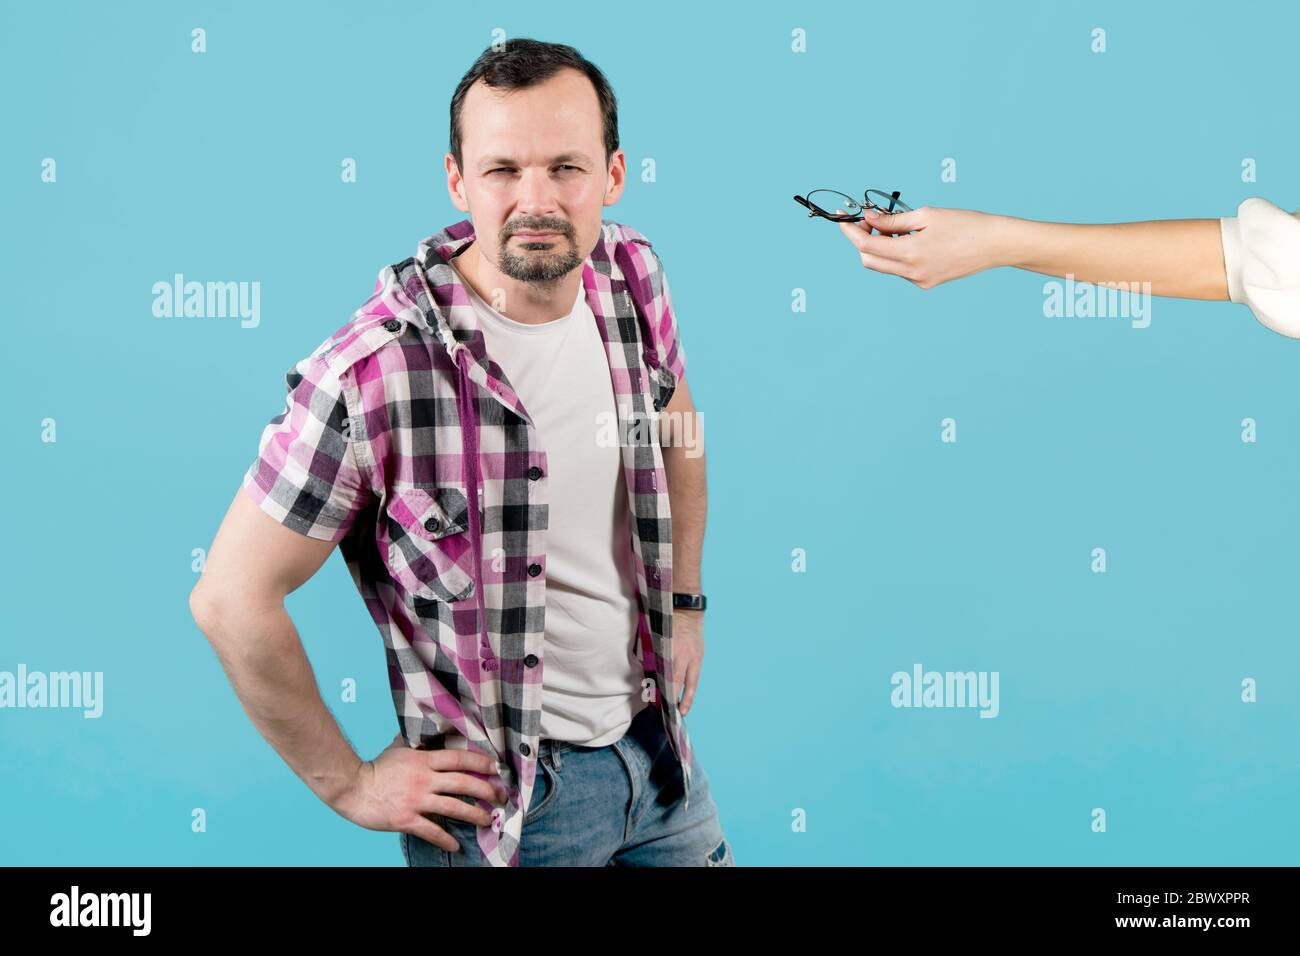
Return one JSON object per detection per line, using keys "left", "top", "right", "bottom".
{"left": 400, "top": 703, "right": 735, "bottom": 866}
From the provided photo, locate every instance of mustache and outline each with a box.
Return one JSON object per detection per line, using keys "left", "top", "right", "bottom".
{"left": 502, "top": 219, "right": 574, "bottom": 238}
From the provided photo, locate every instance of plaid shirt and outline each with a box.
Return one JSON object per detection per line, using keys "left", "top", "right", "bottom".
{"left": 241, "top": 218, "right": 692, "bottom": 866}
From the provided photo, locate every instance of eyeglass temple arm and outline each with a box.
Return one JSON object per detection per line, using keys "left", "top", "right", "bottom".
{"left": 870, "top": 190, "right": 902, "bottom": 213}
{"left": 794, "top": 194, "right": 846, "bottom": 219}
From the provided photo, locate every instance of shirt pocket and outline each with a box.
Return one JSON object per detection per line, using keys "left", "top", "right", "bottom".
{"left": 383, "top": 485, "right": 477, "bottom": 604}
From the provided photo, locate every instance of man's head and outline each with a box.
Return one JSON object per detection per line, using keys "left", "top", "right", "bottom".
{"left": 446, "top": 39, "right": 626, "bottom": 286}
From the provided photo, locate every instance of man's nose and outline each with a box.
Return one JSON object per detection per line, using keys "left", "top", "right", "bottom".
{"left": 512, "top": 167, "right": 561, "bottom": 218}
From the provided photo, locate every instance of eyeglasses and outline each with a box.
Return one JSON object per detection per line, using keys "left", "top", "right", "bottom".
{"left": 793, "top": 188, "right": 913, "bottom": 222}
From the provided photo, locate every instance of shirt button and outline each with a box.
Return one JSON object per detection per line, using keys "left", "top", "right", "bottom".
{"left": 527, "top": 466, "right": 542, "bottom": 481}
{"left": 382, "top": 319, "right": 401, "bottom": 332}
{"left": 519, "top": 743, "right": 531, "bottom": 757}
{"left": 423, "top": 516, "right": 440, "bottom": 533}
{"left": 524, "top": 654, "right": 538, "bottom": 667}
{"left": 528, "top": 563, "right": 542, "bottom": 577}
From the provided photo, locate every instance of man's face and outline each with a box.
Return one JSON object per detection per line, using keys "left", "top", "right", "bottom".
{"left": 447, "top": 67, "right": 625, "bottom": 285}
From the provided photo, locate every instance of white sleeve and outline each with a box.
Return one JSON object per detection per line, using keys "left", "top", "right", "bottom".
{"left": 1219, "top": 197, "right": 1300, "bottom": 338}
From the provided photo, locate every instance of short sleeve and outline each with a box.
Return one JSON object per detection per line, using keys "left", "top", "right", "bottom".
{"left": 241, "top": 353, "right": 375, "bottom": 542}
{"left": 640, "top": 242, "right": 687, "bottom": 381}
{"left": 1220, "top": 197, "right": 1300, "bottom": 338}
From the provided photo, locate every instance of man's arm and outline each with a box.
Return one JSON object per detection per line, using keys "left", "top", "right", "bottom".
{"left": 662, "top": 374, "right": 706, "bottom": 591}
{"left": 189, "top": 488, "right": 365, "bottom": 809}
{"left": 189, "top": 487, "right": 507, "bottom": 851}
{"left": 660, "top": 373, "right": 707, "bottom": 715}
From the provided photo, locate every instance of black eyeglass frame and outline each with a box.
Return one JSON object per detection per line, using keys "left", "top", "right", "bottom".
{"left": 793, "top": 188, "right": 913, "bottom": 222}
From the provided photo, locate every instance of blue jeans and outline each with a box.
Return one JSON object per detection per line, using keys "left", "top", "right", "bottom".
{"left": 400, "top": 703, "right": 735, "bottom": 866}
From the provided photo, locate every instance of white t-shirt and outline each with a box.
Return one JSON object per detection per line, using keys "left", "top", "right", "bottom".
{"left": 451, "top": 260, "right": 648, "bottom": 746}
{"left": 1220, "top": 197, "right": 1300, "bottom": 338}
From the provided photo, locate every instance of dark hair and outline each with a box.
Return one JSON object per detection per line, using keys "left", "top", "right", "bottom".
{"left": 448, "top": 38, "right": 619, "bottom": 172}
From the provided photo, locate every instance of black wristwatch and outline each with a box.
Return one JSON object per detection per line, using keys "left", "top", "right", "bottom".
{"left": 672, "top": 592, "right": 707, "bottom": 611}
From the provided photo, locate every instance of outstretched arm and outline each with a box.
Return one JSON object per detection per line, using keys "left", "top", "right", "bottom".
{"left": 837, "top": 207, "right": 1229, "bottom": 300}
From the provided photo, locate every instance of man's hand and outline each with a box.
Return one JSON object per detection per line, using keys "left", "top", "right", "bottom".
{"left": 672, "top": 608, "right": 705, "bottom": 717}
{"left": 331, "top": 733, "right": 510, "bottom": 853}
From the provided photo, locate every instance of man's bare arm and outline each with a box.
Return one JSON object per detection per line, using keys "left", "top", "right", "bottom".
{"left": 188, "top": 488, "right": 506, "bottom": 851}
{"left": 189, "top": 489, "right": 365, "bottom": 807}
{"left": 660, "top": 374, "right": 707, "bottom": 715}
{"left": 661, "top": 374, "right": 706, "bottom": 590}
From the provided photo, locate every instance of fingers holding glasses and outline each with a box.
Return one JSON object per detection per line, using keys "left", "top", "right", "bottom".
{"left": 837, "top": 214, "right": 909, "bottom": 256}
{"left": 858, "top": 207, "right": 924, "bottom": 236}
{"left": 837, "top": 216, "right": 914, "bottom": 277}
{"left": 837, "top": 208, "right": 945, "bottom": 286}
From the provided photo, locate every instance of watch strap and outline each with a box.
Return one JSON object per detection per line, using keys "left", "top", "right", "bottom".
{"left": 672, "top": 592, "right": 707, "bottom": 611}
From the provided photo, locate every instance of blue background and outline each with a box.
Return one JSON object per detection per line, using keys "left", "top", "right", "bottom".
{"left": 2, "top": 0, "right": 1296, "bottom": 865}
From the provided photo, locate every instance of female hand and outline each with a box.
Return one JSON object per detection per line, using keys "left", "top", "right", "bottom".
{"left": 836, "top": 206, "right": 1011, "bottom": 290}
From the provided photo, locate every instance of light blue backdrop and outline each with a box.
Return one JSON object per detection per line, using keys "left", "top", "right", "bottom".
{"left": 2, "top": 0, "right": 1296, "bottom": 865}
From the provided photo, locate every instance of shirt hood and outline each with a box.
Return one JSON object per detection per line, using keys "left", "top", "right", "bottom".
{"left": 396, "top": 217, "right": 670, "bottom": 380}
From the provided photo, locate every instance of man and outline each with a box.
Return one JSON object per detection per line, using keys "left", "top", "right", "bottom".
{"left": 189, "top": 38, "right": 733, "bottom": 867}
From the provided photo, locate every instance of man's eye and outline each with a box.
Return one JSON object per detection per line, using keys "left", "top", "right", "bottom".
{"left": 487, "top": 166, "right": 578, "bottom": 175}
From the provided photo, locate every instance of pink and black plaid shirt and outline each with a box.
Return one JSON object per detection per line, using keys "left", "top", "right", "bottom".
{"left": 241, "top": 218, "right": 692, "bottom": 866}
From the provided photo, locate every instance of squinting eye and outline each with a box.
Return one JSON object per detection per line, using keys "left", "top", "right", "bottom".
{"left": 557, "top": 165, "right": 580, "bottom": 172}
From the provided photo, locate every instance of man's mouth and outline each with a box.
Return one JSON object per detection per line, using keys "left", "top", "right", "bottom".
{"left": 512, "top": 231, "right": 561, "bottom": 239}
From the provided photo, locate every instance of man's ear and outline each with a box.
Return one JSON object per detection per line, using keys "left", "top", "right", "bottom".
{"left": 602, "top": 148, "right": 627, "bottom": 207}
{"left": 446, "top": 153, "right": 470, "bottom": 213}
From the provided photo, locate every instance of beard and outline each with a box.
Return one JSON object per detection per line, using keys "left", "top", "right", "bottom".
{"left": 497, "top": 217, "right": 583, "bottom": 283}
